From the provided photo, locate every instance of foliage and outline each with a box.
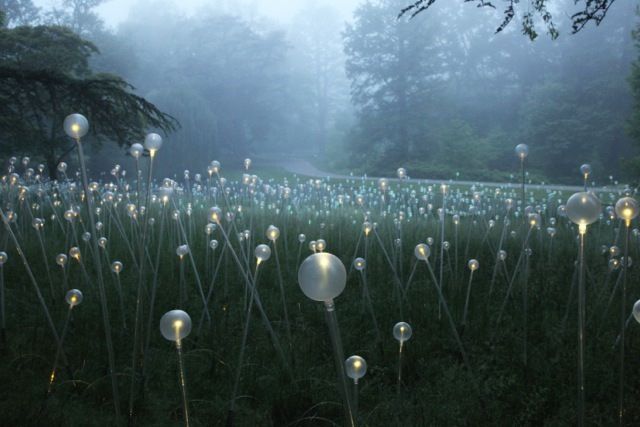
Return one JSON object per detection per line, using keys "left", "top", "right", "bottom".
{"left": 344, "top": 0, "right": 635, "bottom": 184}
{"left": 399, "top": 0, "right": 616, "bottom": 40}
{"left": 0, "top": 24, "right": 177, "bottom": 176}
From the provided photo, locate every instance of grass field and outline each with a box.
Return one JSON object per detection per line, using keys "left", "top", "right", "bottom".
{"left": 0, "top": 165, "right": 638, "bottom": 426}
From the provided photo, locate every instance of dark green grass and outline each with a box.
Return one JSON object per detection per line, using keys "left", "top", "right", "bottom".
{"left": 0, "top": 188, "right": 638, "bottom": 426}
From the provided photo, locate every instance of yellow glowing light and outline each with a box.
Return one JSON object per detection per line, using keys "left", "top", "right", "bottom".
{"left": 354, "top": 360, "right": 362, "bottom": 369}
{"left": 71, "top": 123, "right": 80, "bottom": 134}
{"left": 173, "top": 320, "right": 183, "bottom": 330}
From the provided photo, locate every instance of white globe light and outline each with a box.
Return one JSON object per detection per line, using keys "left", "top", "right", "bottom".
{"left": 160, "top": 310, "right": 192, "bottom": 342}
{"left": 393, "top": 322, "right": 412, "bottom": 343}
{"left": 255, "top": 244, "right": 271, "bottom": 262}
{"left": 63, "top": 113, "right": 89, "bottom": 139}
{"left": 345, "top": 355, "right": 367, "bottom": 381}
{"left": 144, "top": 133, "right": 163, "bottom": 152}
{"left": 566, "top": 192, "right": 601, "bottom": 227}
{"left": 298, "top": 252, "right": 346, "bottom": 302}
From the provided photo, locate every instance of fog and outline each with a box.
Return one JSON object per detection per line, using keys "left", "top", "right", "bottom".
{"left": 6, "top": 0, "right": 640, "bottom": 183}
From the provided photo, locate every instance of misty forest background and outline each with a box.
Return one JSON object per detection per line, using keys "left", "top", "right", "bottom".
{"left": 1, "top": 0, "right": 640, "bottom": 183}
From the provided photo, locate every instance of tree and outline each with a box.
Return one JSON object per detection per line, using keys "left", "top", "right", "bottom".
{"left": 400, "top": 0, "right": 617, "bottom": 40}
{"left": 0, "top": 25, "right": 177, "bottom": 176}
{"left": 0, "top": 0, "right": 39, "bottom": 27}
{"left": 344, "top": 0, "right": 459, "bottom": 171}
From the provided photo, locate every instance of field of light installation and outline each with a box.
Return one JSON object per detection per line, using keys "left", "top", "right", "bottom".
{"left": 0, "top": 113, "right": 637, "bottom": 426}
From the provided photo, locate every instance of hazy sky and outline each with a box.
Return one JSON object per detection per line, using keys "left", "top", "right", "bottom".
{"left": 36, "top": 0, "right": 365, "bottom": 27}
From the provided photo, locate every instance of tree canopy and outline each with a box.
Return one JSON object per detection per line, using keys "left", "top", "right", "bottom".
{"left": 400, "top": 0, "right": 617, "bottom": 40}
{"left": 0, "top": 23, "right": 177, "bottom": 176}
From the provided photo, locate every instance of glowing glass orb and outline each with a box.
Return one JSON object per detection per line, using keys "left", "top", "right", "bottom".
{"left": 69, "top": 247, "right": 81, "bottom": 260}
{"left": 515, "top": 144, "right": 529, "bottom": 160}
{"left": 414, "top": 243, "right": 430, "bottom": 261}
{"left": 111, "top": 261, "right": 123, "bottom": 274}
{"left": 298, "top": 234, "right": 306, "bottom": 243}
{"left": 615, "top": 197, "right": 639, "bottom": 223}
{"left": 316, "top": 239, "right": 326, "bottom": 252}
{"left": 609, "top": 258, "right": 621, "bottom": 271}
{"left": 353, "top": 257, "right": 366, "bottom": 271}
{"left": 209, "top": 206, "right": 222, "bottom": 224}
{"left": 255, "top": 244, "right": 271, "bottom": 262}
{"left": 130, "top": 143, "right": 144, "bottom": 159}
{"left": 56, "top": 253, "right": 67, "bottom": 267}
{"left": 176, "top": 244, "right": 189, "bottom": 257}
{"left": 468, "top": 259, "right": 479, "bottom": 271}
{"left": 633, "top": 300, "right": 640, "bottom": 324}
{"left": 0, "top": 251, "right": 7, "bottom": 265}
{"left": 393, "top": 321, "right": 412, "bottom": 343}
{"left": 160, "top": 310, "right": 192, "bottom": 342}
{"left": 498, "top": 250, "right": 507, "bottom": 261}
{"left": 345, "top": 355, "right": 367, "bottom": 381}
{"left": 144, "top": 133, "right": 163, "bottom": 153}
{"left": 547, "top": 227, "right": 556, "bottom": 237}
{"left": 63, "top": 113, "right": 89, "bottom": 139}
{"left": 57, "top": 162, "right": 67, "bottom": 173}
{"left": 65, "top": 289, "right": 83, "bottom": 307}
{"left": 397, "top": 168, "right": 407, "bottom": 179}
{"left": 378, "top": 178, "right": 389, "bottom": 191}
{"left": 298, "top": 252, "right": 346, "bottom": 302}
{"left": 580, "top": 164, "right": 592, "bottom": 176}
{"left": 209, "top": 239, "right": 219, "bottom": 250}
{"left": 82, "top": 232, "right": 91, "bottom": 242}
{"left": 528, "top": 213, "right": 541, "bottom": 227}
{"left": 205, "top": 223, "right": 216, "bottom": 235}
{"left": 244, "top": 158, "right": 252, "bottom": 170}
{"left": 266, "top": 225, "right": 280, "bottom": 241}
{"left": 565, "top": 192, "right": 601, "bottom": 227}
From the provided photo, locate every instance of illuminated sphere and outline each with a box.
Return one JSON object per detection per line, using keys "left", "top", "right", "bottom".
{"left": 63, "top": 113, "right": 89, "bottom": 139}
{"left": 580, "top": 164, "right": 592, "bottom": 176}
{"left": 345, "top": 355, "right": 367, "bottom": 381}
{"left": 266, "top": 225, "right": 280, "bottom": 241}
{"left": 255, "top": 244, "right": 271, "bottom": 262}
{"left": 209, "top": 206, "right": 222, "bottom": 223}
{"left": 633, "top": 300, "right": 640, "bottom": 324}
{"left": 515, "top": 144, "right": 529, "bottom": 160}
{"left": 176, "top": 244, "right": 189, "bottom": 257}
{"left": 298, "top": 233, "right": 306, "bottom": 243}
{"left": 468, "top": 259, "right": 479, "bottom": 271}
{"left": 353, "top": 257, "right": 366, "bottom": 271}
{"left": 0, "top": 251, "right": 7, "bottom": 265}
{"left": 144, "top": 133, "right": 163, "bottom": 152}
{"left": 565, "top": 192, "right": 601, "bottom": 227}
{"left": 397, "top": 168, "right": 407, "bottom": 179}
{"left": 498, "top": 250, "right": 507, "bottom": 261}
{"left": 615, "top": 197, "right": 639, "bottom": 223}
{"left": 244, "top": 158, "right": 252, "bottom": 169}
{"left": 378, "top": 178, "right": 389, "bottom": 191}
{"left": 111, "top": 261, "right": 123, "bottom": 274}
{"left": 393, "top": 322, "right": 412, "bottom": 343}
{"left": 57, "top": 162, "right": 67, "bottom": 173}
{"left": 130, "top": 143, "right": 144, "bottom": 159}
{"left": 160, "top": 310, "right": 192, "bottom": 342}
{"left": 69, "top": 247, "right": 81, "bottom": 260}
{"left": 56, "top": 253, "right": 67, "bottom": 267}
{"left": 205, "top": 223, "right": 216, "bottom": 235}
{"left": 609, "top": 258, "right": 621, "bottom": 271}
{"left": 414, "top": 243, "right": 430, "bottom": 261}
{"left": 65, "top": 289, "right": 83, "bottom": 307}
{"left": 298, "top": 252, "right": 346, "bottom": 302}
{"left": 316, "top": 239, "right": 326, "bottom": 252}
{"left": 209, "top": 239, "right": 219, "bottom": 250}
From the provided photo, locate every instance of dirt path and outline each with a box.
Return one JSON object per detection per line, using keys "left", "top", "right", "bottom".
{"left": 270, "top": 157, "right": 618, "bottom": 194}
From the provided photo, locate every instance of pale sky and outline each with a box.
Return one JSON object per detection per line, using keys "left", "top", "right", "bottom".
{"left": 36, "top": 0, "right": 364, "bottom": 28}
